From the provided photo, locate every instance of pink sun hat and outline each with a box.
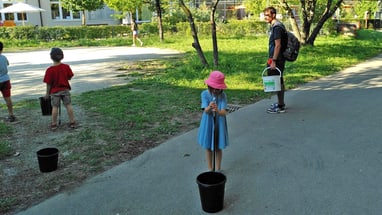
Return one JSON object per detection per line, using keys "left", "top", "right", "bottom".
{"left": 205, "top": 71, "right": 227, "bottom": 89}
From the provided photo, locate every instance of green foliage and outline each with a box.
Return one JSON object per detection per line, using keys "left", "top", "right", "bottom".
{"left": 0, "top": 122, "right": 12, "bottom": 137}
{"left": 61, "top": 0, "right": 104, "bottom": 11}
{"left": 0, "top": 26, "right": 130, "bottom": 41}
{"left": 0, "top": 197, "right": 17, "bottom": 212}
{"left": 105, "top": 0, "right": 143, "bottom": 14}
{"left": 244, "top": 0, "right": 268, "bottom": 18}
{"left": 353, "top": 0, "right": 377, "bottom": 19}
{"left": 140, "top": 20, "right": 268, "bottom": 36}
{"left": 160, "top": 2, "right": 211, "bottom": 25}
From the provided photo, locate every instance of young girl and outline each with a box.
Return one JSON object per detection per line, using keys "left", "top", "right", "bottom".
{"left": 198, "top": 71, "right": 229, "bottom": 171}
{"left": 131, "top": 19, "right": 143, "bottom": 47}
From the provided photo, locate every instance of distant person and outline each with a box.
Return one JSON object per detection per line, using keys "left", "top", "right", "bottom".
{"left": 131, "top": 19, "right": 143, "bottom": 47}
{"left": 0, "top": 41, "right": 16, "bottom": 122}
{"left": 43, "top": 48, "right": 76, "bottom": 130}
{"left": 264, "top": 6, "right": 287, "bottom": 113}
{"left": 198, "top": 71, "right": 229, "bottom": 171}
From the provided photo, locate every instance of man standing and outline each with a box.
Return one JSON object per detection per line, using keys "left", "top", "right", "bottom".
{"left": 264, "top": 6, "right": 287, "bottom": 113}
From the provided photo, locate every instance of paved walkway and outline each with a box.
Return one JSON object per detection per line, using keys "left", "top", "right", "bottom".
{"left": 5, "top": 47, "right": 181, "bottom": 102}
{"left": 15, "top": 53, "right": 382, "bottom": 215}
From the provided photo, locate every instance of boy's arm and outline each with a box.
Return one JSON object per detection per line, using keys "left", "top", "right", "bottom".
{"left": 45, "top": 84, "right": 51, "bottom": 98}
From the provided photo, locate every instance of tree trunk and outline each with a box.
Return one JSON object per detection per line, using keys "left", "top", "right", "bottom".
{"left": 299, "top": 0, "right": 314, "bottom": 44}
{"left": 211, "top": 0, "right": 220, "bottom": 68}
{"left": 82, "top": 10, "right": 86, "bottom": 26}
{"left": 155, "top": 0, "right": 164, "bottom": 41}
{"left": 306, "top": 0, "right": 343, "bottom": 45}
{"left": 179, "top": 0, "right": 209, "bottom": 67}
{"left": 280, "top": 0, "right": 301, "bottom": 41}
{"left": 299, "top": 0, "right": 343, "bottom": 46}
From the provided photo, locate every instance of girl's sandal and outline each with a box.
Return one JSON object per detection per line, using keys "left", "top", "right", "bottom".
{"left": 69, "top": 122, "right": 77, "bottom": 129}
{"left": 51, "top": 124, "right": 58, "bottom": 131}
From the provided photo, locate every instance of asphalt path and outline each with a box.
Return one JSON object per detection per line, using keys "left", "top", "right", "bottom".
{"left": 5, "top": 47, "right": 181, "bottom": 102}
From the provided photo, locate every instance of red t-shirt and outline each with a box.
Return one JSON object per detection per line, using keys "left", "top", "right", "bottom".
{"left": 43, "top": 63, "right": 74, "bottom": 94}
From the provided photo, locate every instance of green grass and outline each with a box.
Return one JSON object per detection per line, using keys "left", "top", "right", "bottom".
{"left": 0, "top": 121, "right": 12, "bottom": 159}
{"left": 0, "top": 29, "right": 381, "bottom": 214}
{"left": 1, "top": 29, "right": 382, "bottom": 161}
{"left": 72, "top": 30, "right": 382, "bottom": 155}
{"left": 0, "top": 197, "right": 17, "bottom": 212}
{"left": 0, "top": 140, "right": 12, "bottom": 159}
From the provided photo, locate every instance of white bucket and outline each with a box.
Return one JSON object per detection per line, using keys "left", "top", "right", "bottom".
{"left": 262, "top": 67, "right": 282, "bottom": 92}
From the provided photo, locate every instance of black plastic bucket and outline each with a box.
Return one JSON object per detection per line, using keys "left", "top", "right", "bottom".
{"left": 39, "top": 97, "right": 52, "bottom": 116}
{"left": 197, "top": 171, "right": 227, "bottom": 213}
{"left": 36, "top": 148, "right": 59, "bottom": 172}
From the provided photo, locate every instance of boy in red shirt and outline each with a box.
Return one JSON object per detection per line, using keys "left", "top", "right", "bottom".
{"left": 43, "top": 48, "right": 76, "bottom": 130}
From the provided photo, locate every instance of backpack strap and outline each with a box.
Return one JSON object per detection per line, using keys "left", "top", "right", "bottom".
{"left": 272, "top": 22, "right": 288, "bottom": 51}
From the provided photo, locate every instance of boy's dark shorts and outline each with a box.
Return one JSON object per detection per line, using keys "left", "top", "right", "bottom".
{"left": 0, "top": 80, "right": 11, "bottom": 98}
{"left": 51, "top": 90, "right": 71, "bottom": 107}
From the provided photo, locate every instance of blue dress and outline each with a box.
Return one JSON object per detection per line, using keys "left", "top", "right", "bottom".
{"left": 197, "top": 90, "right": 229, "bottom": 150}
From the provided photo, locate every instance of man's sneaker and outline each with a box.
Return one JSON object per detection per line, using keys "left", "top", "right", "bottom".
{"left": 5, "top": 115, "right": 16, "bottom": 122}
{"left": 267, "top": 103, "right": 286, "bottom": 114}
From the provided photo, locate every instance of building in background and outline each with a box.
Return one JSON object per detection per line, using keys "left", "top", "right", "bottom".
{"left": 0, "top": 0, "right": 120, "bottom": 26}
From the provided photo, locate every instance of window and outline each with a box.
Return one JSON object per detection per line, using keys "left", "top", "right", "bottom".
{"left": 50, "top": 0, "right": 80, "bottom": 20}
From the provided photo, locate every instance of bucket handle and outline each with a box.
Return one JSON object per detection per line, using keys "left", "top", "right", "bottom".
{"left": 262, "top": 67, "right": 282, "bottom": 77}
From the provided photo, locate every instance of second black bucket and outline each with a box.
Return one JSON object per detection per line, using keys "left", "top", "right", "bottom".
{"left": 197, "top": 171, "right": 227, "bottom": 213}
{"left": 36, "top": 148, "right": 59, "bottom": 173}
{"left": 39, "top": 97, "right": 52, "bottom": 116}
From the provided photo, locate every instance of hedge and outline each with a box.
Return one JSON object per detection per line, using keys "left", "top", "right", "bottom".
{"left": 0, "top": 21, "right": 270, "bottom": 41}
{"left": 0, "top": 20, "right": 336, "bottom": 41}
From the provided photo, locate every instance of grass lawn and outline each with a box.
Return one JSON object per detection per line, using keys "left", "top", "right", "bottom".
{"left": 0, "top": 28, "right": 381, "bottom": 214}
{"left": 1, "top": 29, "right": 382, "bottom": 158}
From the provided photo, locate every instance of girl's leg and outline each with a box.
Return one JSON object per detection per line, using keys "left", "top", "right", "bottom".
{"left": 136, "top": 36, "right": 143, "bottom": 46}
{"left": 132, "top": 35, "right": 136, "bottom": 46}
{"left": 215, "top": 149, "right": 223, "bottom": 171}
{"left": 206, "top": 149, "right": 213, "bottom": 171}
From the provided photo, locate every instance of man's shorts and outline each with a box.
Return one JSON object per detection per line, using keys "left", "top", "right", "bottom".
{"left": 267, "top": 59, "right": 285, "bottom": 85}
{"left": 0, "top": 80, "right": 11, "bottom": 98}
{"left": 51, "top": 90, "right": 71, "bottom": 107}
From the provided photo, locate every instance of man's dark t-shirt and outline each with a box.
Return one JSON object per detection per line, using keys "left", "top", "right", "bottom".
{"left": 268, "top": 21, "right": 286, "bottom": 60}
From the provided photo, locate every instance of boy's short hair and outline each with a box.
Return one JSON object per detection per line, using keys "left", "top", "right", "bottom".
{"left": 50, "top": 47, "right": 64, "bottom": 62}
{"left": 0, "top": 42, "right": 3, "bottom": 51}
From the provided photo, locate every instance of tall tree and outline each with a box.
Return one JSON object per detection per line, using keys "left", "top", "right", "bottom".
{"left": 300, "top": 0, "right": 342, "bottom": 45}
{"left": 246, "top": 0, "right": 344, "bottom": 46}
{"left": 280, "top": 0, "right": 344, "bottom": 46}
{"left": 179, "top": 0, "right": 209, "bottom": 67}
{"left": 211, "top": 0, "right": 220, "bottom": 67}
{"left": 61, "top": 0, "right": 105, "bottom": 26}
{"left": 154, "top": 0, "right": 164, "bottom": 41}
